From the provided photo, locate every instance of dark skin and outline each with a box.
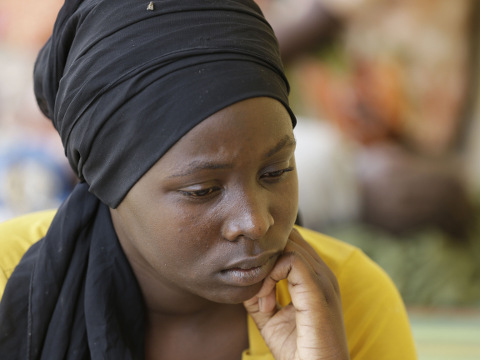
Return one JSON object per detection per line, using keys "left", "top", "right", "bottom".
{"left": 110, "top": 97, "right": 349, "bottom": 360}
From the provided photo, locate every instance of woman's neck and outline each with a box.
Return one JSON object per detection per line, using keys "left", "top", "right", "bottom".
{"left": 144, "top": 294, "right": 248, "bottom": 360}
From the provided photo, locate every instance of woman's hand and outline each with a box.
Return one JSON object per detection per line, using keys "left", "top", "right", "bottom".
{"left": 243, "top": 228, "right": 350, "bottom": 360}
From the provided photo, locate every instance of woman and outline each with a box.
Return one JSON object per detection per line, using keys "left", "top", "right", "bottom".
{"left": 0, "top": 0, "right": 417, "bottom": 359}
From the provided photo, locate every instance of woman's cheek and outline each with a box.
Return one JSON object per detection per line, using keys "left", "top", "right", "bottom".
{"left": 277, "top": 174, "right": 299, "bottom": 225}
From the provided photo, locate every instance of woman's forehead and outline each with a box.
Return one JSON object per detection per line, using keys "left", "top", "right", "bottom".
{"left": 152, "top": 97, "right": 295, "bottom": 175}
{"left": 175, "top": 97, "right": 293, "bottom": 149}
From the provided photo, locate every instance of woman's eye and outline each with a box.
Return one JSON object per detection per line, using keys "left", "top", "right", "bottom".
{"left": 261, "top": 166, "right": 294, "bottom": 180}
{"left": 180, "top": 186, "right": 220, "bottom": 198}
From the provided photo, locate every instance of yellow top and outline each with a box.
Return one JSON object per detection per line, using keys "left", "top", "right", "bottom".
{"left": 0, "top": 211, "right": 417, "bottom": 359}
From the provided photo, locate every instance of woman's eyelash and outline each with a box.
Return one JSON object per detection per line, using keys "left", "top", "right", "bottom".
{"left": 262, "top": 166, "right": 294, "bottom": 178}
{"left": 180, "top": 187, "right": 220, "bottom": 198}
{"left": 180, "top": 167, "right": 294, "bottom": 198}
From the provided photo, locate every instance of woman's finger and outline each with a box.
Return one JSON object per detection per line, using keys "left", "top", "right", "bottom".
{"left": 243, "top": 283, "right": 278, "bottom": 329}
{"left": 284, "top": 230, "right": 340, "bottom": 293}
{"left": 244, "top": 229, "right": 349, "bottom": 360}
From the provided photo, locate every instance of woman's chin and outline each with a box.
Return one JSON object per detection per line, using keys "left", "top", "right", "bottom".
{"left": 207, "top": 282, "right": 264, "bottom": 305}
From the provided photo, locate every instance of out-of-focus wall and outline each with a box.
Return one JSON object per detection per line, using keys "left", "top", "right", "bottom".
{"left": 0, "top": 0, "right": 73, "bottom": 221}
{"left": 0, "top": 0, "right": 62, "bottom": 50}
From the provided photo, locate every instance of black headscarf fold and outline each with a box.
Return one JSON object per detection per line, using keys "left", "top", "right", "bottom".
{"left": 34, "top": 0, "right": 295, "bottom": 208}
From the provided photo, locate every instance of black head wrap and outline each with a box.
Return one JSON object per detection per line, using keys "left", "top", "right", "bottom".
{"left": 34, "top": 0, "right": 295, "bottom": 208}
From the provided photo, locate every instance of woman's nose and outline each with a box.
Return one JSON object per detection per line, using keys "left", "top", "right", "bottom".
{"left": 221, "top": 189, "right": 274, "bottom": 242}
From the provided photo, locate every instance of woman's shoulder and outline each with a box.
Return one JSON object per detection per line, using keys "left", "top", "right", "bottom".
{"left": 0, "top": 209, "right": 56, "bottom": 246}
{"left": 294, "top": 225, "right": 406, "bottom": 309}
{"left": 295, "top": 225, "right": 360, "bottom": 271}
{"left": 295, "top": 225, "right": 395, "bottom": 286}
{"left": 0, "top": 210, "right": 56, "bottom": 299}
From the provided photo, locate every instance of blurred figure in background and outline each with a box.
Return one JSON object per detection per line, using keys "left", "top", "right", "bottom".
{"left": 257, "top": 0, "right": 477, "bottom": 239}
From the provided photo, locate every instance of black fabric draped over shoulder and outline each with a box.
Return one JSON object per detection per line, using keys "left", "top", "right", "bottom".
{"left": 0, "top": 184, "right": 144, "bottom": 359}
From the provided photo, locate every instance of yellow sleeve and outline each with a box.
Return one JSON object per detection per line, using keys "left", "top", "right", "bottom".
{"left": 338, "top": 250, "right": 417, "bottom": 359}
{"left": 300, "top": 226, "right": 417, "bottom": 359}
{"left": 0, "top": 210, "right": 56, "bottom": 301}
{"left": 244, "top": 226, "right": 417, "bottom": 360}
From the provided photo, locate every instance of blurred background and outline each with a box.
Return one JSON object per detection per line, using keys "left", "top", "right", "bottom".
{"left": 1, "top": 0, "right": 479, "bottom": 358}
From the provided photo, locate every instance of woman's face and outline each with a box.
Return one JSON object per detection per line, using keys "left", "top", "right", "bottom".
{"left": 110, "top": 97, "right": 298, "bottom": 305}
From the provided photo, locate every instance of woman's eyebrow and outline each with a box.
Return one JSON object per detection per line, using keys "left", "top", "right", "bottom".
{"left": 168, "top": 161, "right": 233, "bottom": 178}
{"left": 263, "top": 134, "right": 296, "bottom": 159}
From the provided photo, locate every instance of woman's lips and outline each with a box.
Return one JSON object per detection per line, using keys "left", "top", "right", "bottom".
{"left": 219, "top": 252, "right": 280, "bottom": 287}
